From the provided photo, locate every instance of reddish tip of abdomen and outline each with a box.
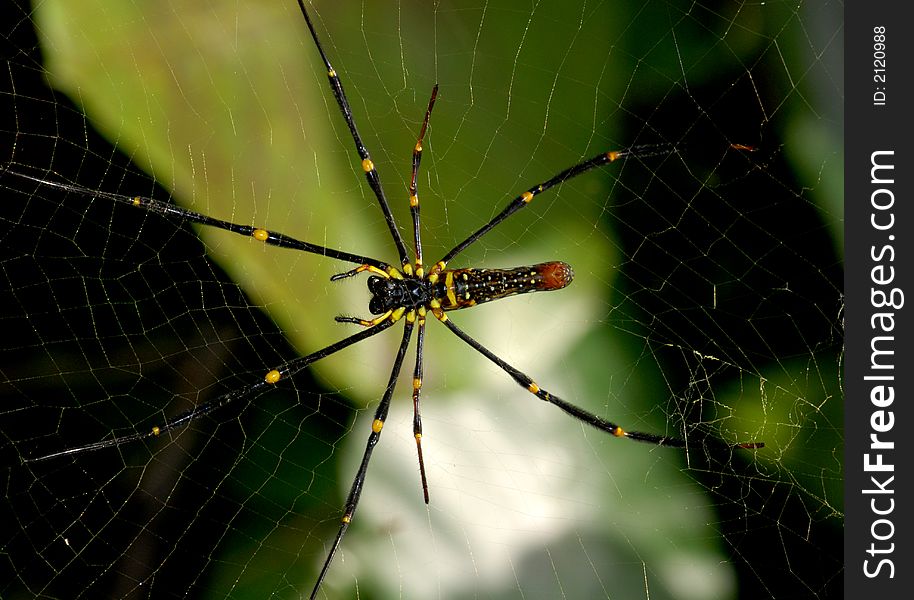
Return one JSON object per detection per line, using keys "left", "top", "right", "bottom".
{"left": 537, "top": 261, "right": 574, "bottom": 290}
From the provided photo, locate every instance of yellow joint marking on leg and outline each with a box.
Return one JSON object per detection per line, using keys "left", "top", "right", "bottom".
{"left": 406, "top": 310, "right": 417, "bottom": 324}
{"left": 429, "top": 298, "right": 441, "bottom": 310}
{"left": 613, "top": 426, "right": 626, "bottom": 438}
{"left": 528, "top": 382, "right": 540, "bottom": 394}
{"left": 341, "top": 514, "right": 351, "bottom": 524}
{"left": 410, "top": 194, "right": 419, "bottom": 207}
{"left": 607, "top": 150, "right": 619, "bottom": 161}
{"left": 418, "top": 305, "right": 427, "bottom": 317}
{"left": 265, "top": 370, "right": 281, "bottom": 384}
{"left": 415, "top": 265, "right": 424, "bottom": 278}
{"left": 361, "top": 158, "right": 375, "bottom": 172}
{"left": 402, "top": 262, "right": 414, "bottom": 276}
{"left": 252, "top": 228, "right": 269, "bottom": 241}
{"left": 151, "top": 426, "right": 161, "bottom": 436}
{"left": 414, "top": 141, "right": 423, "bottom": 153}
{"left": 372, "top": 419, "right": 384, "bottom": 433}
{"left": 413, "top": 377, "right": 422, "bottom": 391}
{"left": 391, "top": 306, "right": 407, "bottom": 321}
{"left": 521, "top": 191, "right": 535, "bottom": 203}
{"left": 415, "top": 432, "right": 422, "bottom": 441}
{"left": 387, "top": 266, "right": 404, "bottom": 279}
{"left": 433, "top": 309, "right": 448, "bottom": 322}
{"left": 429, "top": 260, "right": 446, "bottom": 276}
{"left": 132, "top": 196, "right": 142, "bottom": 206}
{"left": 328, "top": 68, "right": 337, "bottom": 78}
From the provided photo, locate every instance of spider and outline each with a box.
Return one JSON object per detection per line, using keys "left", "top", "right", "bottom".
{"left": 10, "top": 1, "right": 763, "bottom": 597}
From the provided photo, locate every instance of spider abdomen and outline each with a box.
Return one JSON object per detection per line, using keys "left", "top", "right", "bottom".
{"left": 437, "top": 261, "right": 574, "bottom": 310}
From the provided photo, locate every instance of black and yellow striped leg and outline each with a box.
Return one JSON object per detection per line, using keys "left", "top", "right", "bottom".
{"left": 433, "top": 143, "right": 680, "bottom": 271}
{"left": 296, "top": 0, "right": 410, "bottom": 265}
{"left": 310, "top": 320, "right": 416, "bottom": 599}
{"left": 408, "top": 85, "right": 439, "bottom": 273}
{"left": 1, "top": 169, "right": 389, "bottom": 270}
{"left": 411, "top": 309, "right": 430, "bottom": 503}
{"left": 436, "top": 315, "right": 762, "bottom": 450}
{"left": 24, "top": 318, "right": 398, "bottom": 463}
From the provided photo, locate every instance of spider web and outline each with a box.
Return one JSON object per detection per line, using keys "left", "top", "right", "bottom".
{"left": 0, "top": 1, "right": 843, "bottom": 599}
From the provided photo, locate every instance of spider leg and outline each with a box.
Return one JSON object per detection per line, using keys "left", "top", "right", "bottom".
{"left": 407, "top": 85, "right": 439, "bottom": 274}
{"left": 330, "top": 263, "right": 401, "bottom": 281}
{"left": 431, "top": 143, "right": 680, "bottom": 273}
{"left": 310, "top": 319, "right": 416, "bottom": 599}
{"left": 297, "top": 0, "right": 410, "bottom": 265}
{"left": 23, "top": 318, "right": 398, "bottom": 464}
{"left": 411, "top": 309, "right": 430, "bottom": 503}
{"left": 335, "top": 309, "right": 395, "bottom": 327}
{"left": 402, "top": 87, "right": 438, "bottom": 503}
{"left": 0, "top": 168, "right": 389, "bottom": 269}
{"left": 435, "top": 313, "right": 762, "bottom": 450}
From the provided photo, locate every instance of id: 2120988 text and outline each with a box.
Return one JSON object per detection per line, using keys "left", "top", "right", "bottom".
{"left": 873, "top": 26, "right": 886, "bottom": 106}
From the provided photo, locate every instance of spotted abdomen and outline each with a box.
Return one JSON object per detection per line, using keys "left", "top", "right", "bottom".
{"left": 436, "top": 261, "right": 574, "bottom": 310}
